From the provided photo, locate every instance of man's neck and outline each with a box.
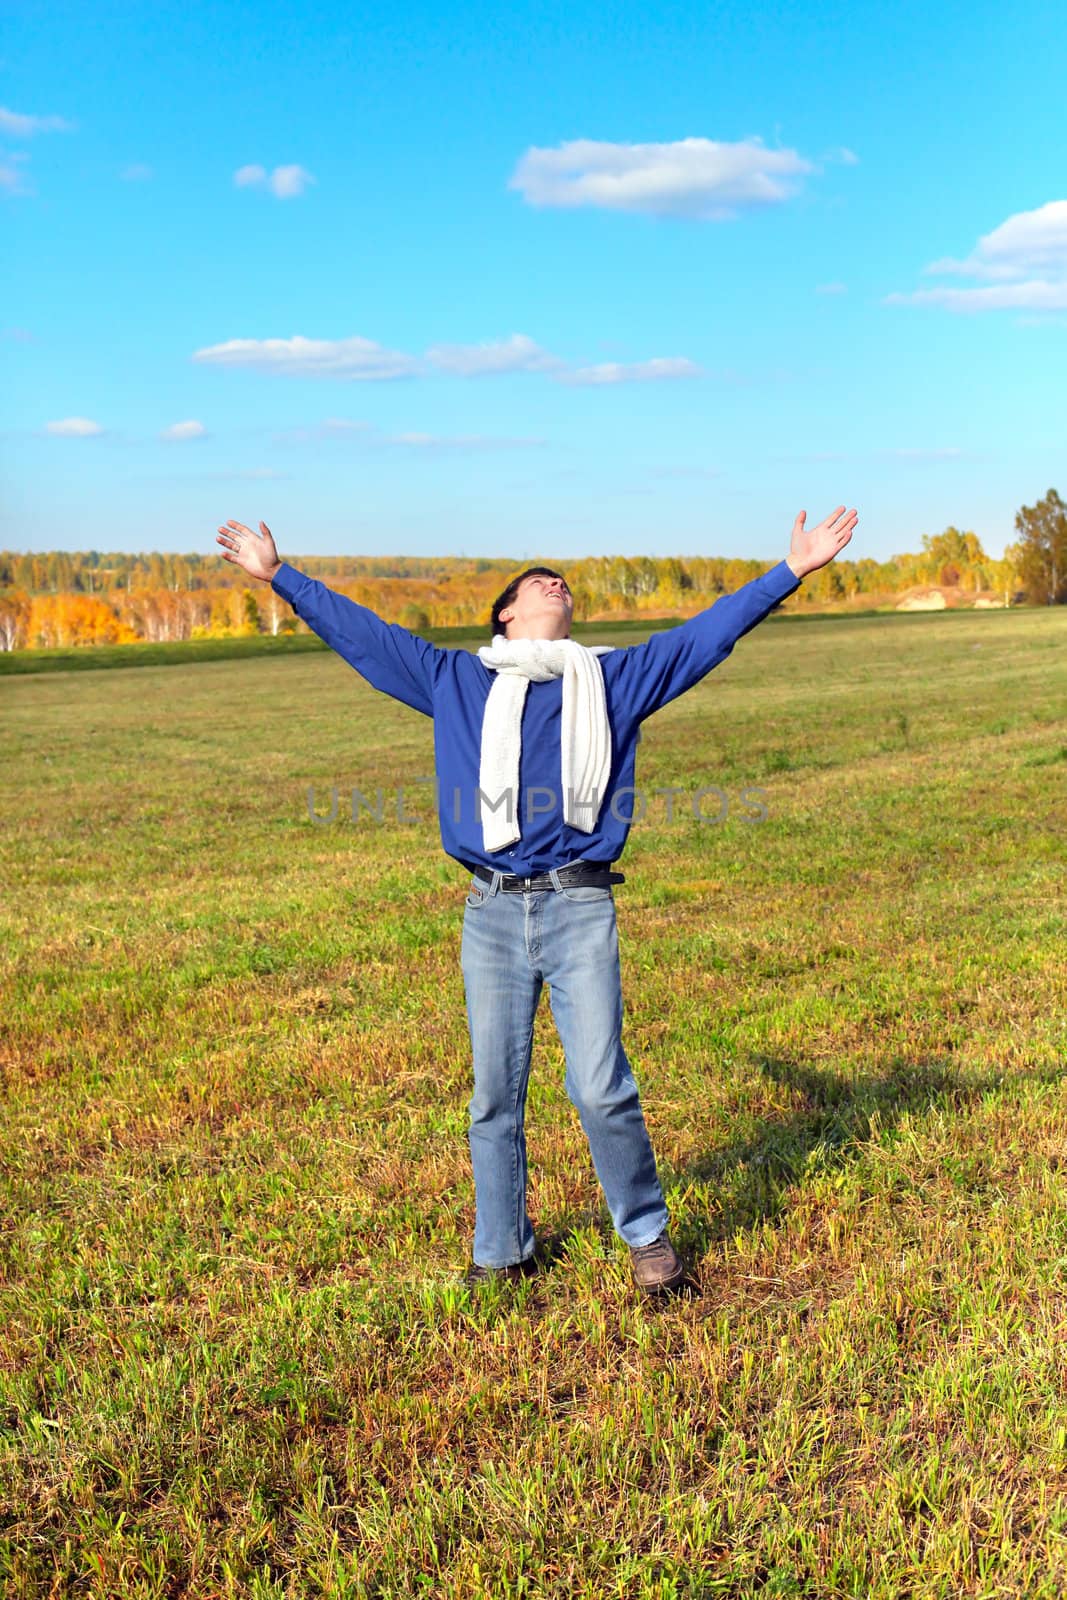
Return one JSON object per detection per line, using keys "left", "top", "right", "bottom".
{"left": 505, "top": 632, "right": 571, "bottom": 643}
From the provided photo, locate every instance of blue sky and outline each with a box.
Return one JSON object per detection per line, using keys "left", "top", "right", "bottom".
{"left": 3, "top": 0, "right": 1064, "bottom": 565}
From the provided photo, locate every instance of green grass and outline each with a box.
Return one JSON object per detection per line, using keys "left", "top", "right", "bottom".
{"left": 1, "top": 603, "right": 1065, "bottom": 1597}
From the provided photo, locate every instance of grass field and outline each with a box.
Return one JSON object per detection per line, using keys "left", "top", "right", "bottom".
{"left": 2, "top": 602, "right": 1065, "bottom": 1598}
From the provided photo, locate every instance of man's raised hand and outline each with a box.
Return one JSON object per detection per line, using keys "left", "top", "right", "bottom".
{"left": 215, "top": 519, "right": 282, "bottom": 584}
{"left": 788, "top": 505, "right": 858, "bottom": 580}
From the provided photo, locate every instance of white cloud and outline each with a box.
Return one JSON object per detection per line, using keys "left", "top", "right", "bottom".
{"left": 160, "top": 419, "right": 207, "bottom": 441}
{"left": 918, "top": 257, "right": 1021, "bottom": 281}
{"left": 816, "top": 281, "right": 848, "bottom": 295}
{"left": 0, "top": 106, "right": 75, "bottom": 137}
{"left": 234, "top": 163, "right": 316, "bottom": 198}
{"left": 121, "top": 162, "right": 153, "bottom": 182}
{"left": 192, "top": 334, "right": 418, "bottom": 380}
{"left": 192, "top": 332, "right": 702, "bottom": 388}
{"left": 270, "top": 164, "right": 315, "bottom": 198}
{"left": 45, "top": 417, "right": 104, "bottom": 436}
{"left": 820, "top": 146, "right": 859, "bottom": 166}
{"left": 935, "top": 199, "right": 1067, "bottom": 277}
{"left": 508, "top": 136, "right": 816, "bottom": 219}
{"left": 1, "top": 326, "right": 34, "bottom": 340}
{"left": 885, "top": 279, "right": 1067, "bottom": 314}
{"left": 886, "top": 199, "right": 1067, "bottom": 313}
{"left": 557, "top": 357, "right": 702, "bottom": 386}
{"left": 0, "top": 151, "right": 32, "bottom": 196}
{"left": 0, "top": 107, "right": 75, "bottom": 196}
{"left": 385, "top": 432, "right": 547, "bottom": 450}
{"left": 426, "top": 333, "right": 563, "bottom": 376}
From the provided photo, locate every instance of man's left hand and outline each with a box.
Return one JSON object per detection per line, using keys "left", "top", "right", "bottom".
{"left": 786, "top": 505, "right": 858, "bottom": 579}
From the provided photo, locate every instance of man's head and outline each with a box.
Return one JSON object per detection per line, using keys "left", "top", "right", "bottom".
{"left": 490, "top": 566, "right": 574, "bottom": 641}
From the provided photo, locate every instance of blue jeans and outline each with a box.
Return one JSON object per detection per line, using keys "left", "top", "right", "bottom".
{"left": 459, "top": 861, "right": 670, "bottom": 1268}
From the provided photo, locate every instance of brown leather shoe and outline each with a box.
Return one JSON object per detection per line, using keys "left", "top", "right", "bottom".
{"left": 629, "top": 1231, "right": 686, "bottom": 1294}
{"left": 464, "top": 1255, "right": 539, "bottom": 1288}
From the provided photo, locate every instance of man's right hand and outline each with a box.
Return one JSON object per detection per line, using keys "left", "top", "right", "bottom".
{"left": 216, "top": 519, "right": 282, "bottom": 584}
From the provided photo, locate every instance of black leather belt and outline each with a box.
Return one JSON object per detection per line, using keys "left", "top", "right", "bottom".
{"left": 469, "top": 860, "right": 625, "bottom": 893}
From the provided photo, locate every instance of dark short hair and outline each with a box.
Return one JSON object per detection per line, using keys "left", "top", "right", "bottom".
{"left": 490, "top": 566, "right": 569, "bottom": 639}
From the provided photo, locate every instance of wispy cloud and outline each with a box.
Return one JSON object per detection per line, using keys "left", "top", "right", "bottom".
{"left": 816, "top": 281, "right": 848, "bottom": 295}
{"left": 45, "top": 417, "right": 105, "bottom": 437}
{"left": 895, "top": 282, "right": 1067, "bottom": 313}
{"left": 270, "top": 417, "right": 372, "bottom": 443}
{"left": 771, "top": 450, "right": 850, "bottom": 463}
{"left": 0, "top": 106, "right": 76, "bottom": 137}
{"left": 121, "top": 162, "right": 153, "bottom": 182}
{"left": 268, "top": 419, "right": 545, "bottom": 451}
{"left": 0, "top": 151, "right": 32, "bottom": 196}
{"left": 320, "top": 416, "right": 369, "bottom": 433}
{"left": 203, "top": 467, "right": 288, "bottom": 480}
{"left": 881, "top": 447, "right": 968, "bottom": 460}
{"left": 1, "top": 326, "right": 34, "bottom": 342}
{"left": 160, "top": 419, "right": 208, "bottom": 441}
{"left": 772, "top": 447, "right": 972, "bottom": 463}
{"left": 234, "top": 163, "right": 316, "bottom": 198}
{"left": 192, "top": 335, "right": 418, "bottom": 380}
{"left": 384, "top": 432, "right": 547, "bottom": 451}
{"left": 558, "top": 357, "right": 702, "bottom": 386}
{"left": 192, "top": 331, "right": 699, "bottom": 386}
{"left": 0, "top": 108, "right": 75, "bottom": 198}
{"left": 508, "top": 136, "right": 817, "bottom": 220}
{"left": 885, "top": 199, "right": 1067, "bottom": 313}
{"left": 426, "top": 334, "right": 563, "bottom": 376}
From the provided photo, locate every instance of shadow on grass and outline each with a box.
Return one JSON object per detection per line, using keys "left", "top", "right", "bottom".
{"left": 527, "top": 1050, "right": 1065, "bottom": 1284}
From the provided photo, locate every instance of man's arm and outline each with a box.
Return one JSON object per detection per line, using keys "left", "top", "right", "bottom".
{"left": 609, "top": 505, "right": 858, "bottom": 723}
{"left": 214, "top": 518, "right": 443, "bottom": 717}
{"left": 609, "top": 558, "right": 802, "bottom": 723}
{"left": 271, "top": 563, "right": 443, "bottom": 717}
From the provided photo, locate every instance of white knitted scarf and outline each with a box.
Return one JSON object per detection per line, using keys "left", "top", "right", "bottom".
{"left": 476, "top": 634, "right": 616, "bottom": 853}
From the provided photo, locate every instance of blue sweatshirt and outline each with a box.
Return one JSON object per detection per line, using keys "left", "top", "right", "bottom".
{"left": 270, "top": 559, "right": 802, "bottom": 875}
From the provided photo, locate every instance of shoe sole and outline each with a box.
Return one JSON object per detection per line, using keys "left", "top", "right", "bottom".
{"left": 464, "top": 1260, "right": 540, "bottom": 1288}
{"left": 633, "top": 1268, "right": 688, "bottom": 1296}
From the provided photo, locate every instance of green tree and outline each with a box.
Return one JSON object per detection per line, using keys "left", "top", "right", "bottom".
{"left": 808, "top": 564, "right": 845, "bottom": 603}
{"left": 400, "top": 603, "right": 431, "bottom": 633}
{"left": 241, "top": 590, "right": 261, "bottom": 635}
{"left": 1012, "top": 488, "right": 1067, "bottom": 604}
{"left": 919, "top": 526, "right": 982, "bottom": 589}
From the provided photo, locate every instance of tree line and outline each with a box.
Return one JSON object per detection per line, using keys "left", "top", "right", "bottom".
{"left": 0, "top": 490, "right": 1063, "bottom": 651}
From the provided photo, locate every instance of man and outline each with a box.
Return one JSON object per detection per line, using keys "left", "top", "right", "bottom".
{"left": 216, "top": 506, "right": 857, "bottom": 1294}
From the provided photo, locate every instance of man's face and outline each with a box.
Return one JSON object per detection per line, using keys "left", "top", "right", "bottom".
{"left": 500, "top": 573, "right": 574, "bottom": 639}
